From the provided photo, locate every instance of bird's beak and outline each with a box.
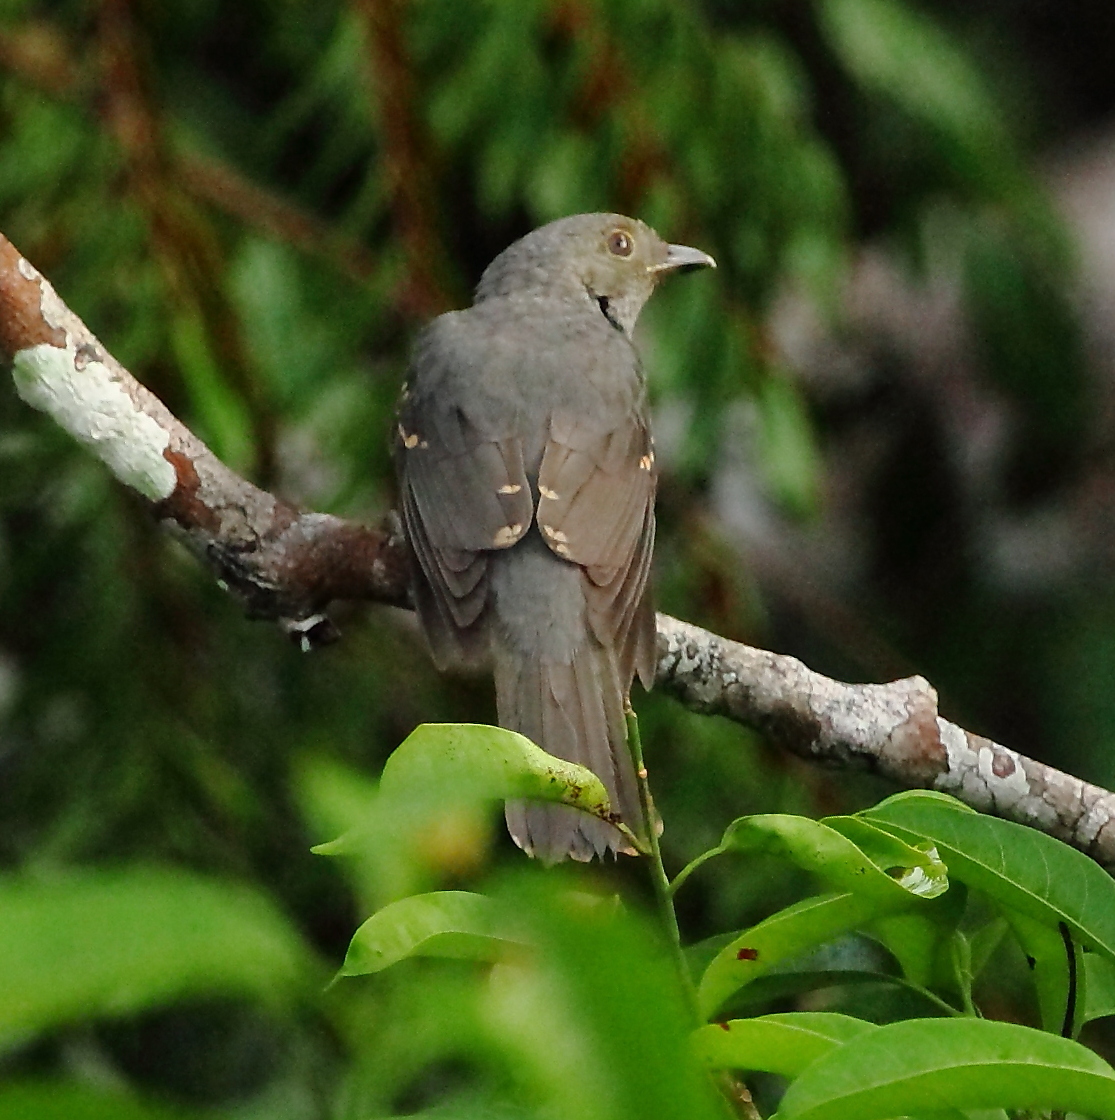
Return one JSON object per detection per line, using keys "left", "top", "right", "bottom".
{"left": 648, "top": 243, "right": 717, "bottom": 275}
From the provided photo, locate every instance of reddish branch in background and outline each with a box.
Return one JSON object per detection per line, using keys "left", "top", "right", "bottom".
{"left": 2, "top": 229, "right": 1113, "bottom": 872}
{"left": 97, "top": 0, "right": 279, "bottom": 481}
{"left": 355, "top": 0, "right": 455, "bottom": 320}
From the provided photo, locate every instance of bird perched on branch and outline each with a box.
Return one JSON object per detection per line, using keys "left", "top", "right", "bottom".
{"left": 395, "top": 213, "right": 715, "bottom": 862}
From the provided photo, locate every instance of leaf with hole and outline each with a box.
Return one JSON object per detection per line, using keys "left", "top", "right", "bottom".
{"left": 674, "top": 813, "right": 947, "bottom": 903}
{"left": 862, "top": 792, "right": 1115, "bottom": 963}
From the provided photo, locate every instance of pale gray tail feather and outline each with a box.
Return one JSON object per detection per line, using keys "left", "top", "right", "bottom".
{"left": 496, "top": 637, "right": 643, "bottom": 864}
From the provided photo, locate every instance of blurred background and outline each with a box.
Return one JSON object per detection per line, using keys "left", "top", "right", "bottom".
{"left": 2, "top": 0, "right": 1114, "bottom": 1116}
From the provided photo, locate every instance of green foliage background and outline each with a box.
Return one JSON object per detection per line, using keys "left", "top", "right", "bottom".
{"left": 1, "top": 0, "right": 1114, "bottom": 1116}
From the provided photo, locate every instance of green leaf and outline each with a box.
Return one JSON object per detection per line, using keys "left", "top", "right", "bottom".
{"left": 693, "top": 1012, "right": 875, "bottom": 1076}
{"left": 819, "top": 0, "right": 1014, "bottom": 194}
{"left": 297, "top": 752, "right": 442, "bottom": 909}
{"left": 719, "top": 968, "right": 958, "bottom": 1017}
{"left": 399, "top": 1099, "right": 539, "bottom": 1120}
{"left": 697, "top": 891, "right": 905, "bottom": 1019}
{"left": 168, "top": 308, "right": 256, "bottom": 475}
{"left": 774, "top": 1017, "right": 1115, "bottom": 1119}
{"left": 313, "top": 724, "right": 630, "bottom": 902}
{"left": 675, "top": 813, "right": 946, "bottom": 903}
{"left": 486, "top": 874, "right": 723, "bottom": 1120}
{"left": 936, "top": 929, "right": 976, "bottom": 1017}
{"left": 340, "top": 891, "right": 522, "bottom": 977}
{"left": 316, "top": 724, "right": 618, "bottom": 859}
{"left": 865, "top": 872, "right": 967, "bottom": 993}
{"left": 0, "top": 1083, "right": 182, "bottom": 1120}
{"left": 969, "top": 917, "right": 1010, "bottom": 981}
{"left": 379, "top": 724, "right": 612, "bottom": 817}
{"left": 1084, "top": 952, "right": 1115, "bottom": 1024}
{"left": 862, "top": 792, "right": 1115, "bottom": 963}
{"left": 868, "top": 789, "right": 978, "bottom": 814}
{"left": 821, "top": 815, "right": 947, "bottom": 891}
{"left": 1006, "top": 910, "right": 1084, "bottom": 1037}
{"left": 0, "top": 868, "right": 316, "bottom": 1041}
{"left": 693, "top": 931, "right": 960, "bottom": 1016}
{"left": 868, "top": 910, "right": 950, "bottom": 991}
{"left": 755, "top": 375, "right": 822, "bottom": 518}
{"left": 525, "top": 130, "right": 601, "bottom": 220}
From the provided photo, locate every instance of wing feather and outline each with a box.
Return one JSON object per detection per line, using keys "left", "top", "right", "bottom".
{"left": 396, "top": 333, "right": 533, "bottom": 668}
{"left": 536, "top": 411, "right": 657, "bottom": 692}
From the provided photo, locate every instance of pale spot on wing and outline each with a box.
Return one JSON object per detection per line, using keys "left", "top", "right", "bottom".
{"left": 539, "top": 485, "right": 559, "bottom": 500}
{"left": 541, "top": 524, "right": 568, "bottom": 543}
{"left": 399, "top": 424, "right": 420, "bottom": 449}
{"left": 498, "top": 483, "right": 522, "bottom": 494}
{"left": 553, "top": 542, "right": 571, "bottom": 557}
{"left": 493, "top": 523, "right": 523, "bottom": 546}
{"left": 639, "top": 453, "right": 654, "bottom": 470}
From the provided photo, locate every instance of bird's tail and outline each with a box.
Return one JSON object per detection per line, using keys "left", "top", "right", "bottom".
{"left": 496, "top": 635, "right": 644, "bottom": 863}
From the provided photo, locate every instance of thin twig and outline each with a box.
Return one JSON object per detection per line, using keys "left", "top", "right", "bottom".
{"left": 669, "top": 845, "right": 724, "bottom": 899}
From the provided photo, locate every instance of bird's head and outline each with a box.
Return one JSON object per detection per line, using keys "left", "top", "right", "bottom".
{"left": 474, "top": 213, "right": 715, "bottom": 335}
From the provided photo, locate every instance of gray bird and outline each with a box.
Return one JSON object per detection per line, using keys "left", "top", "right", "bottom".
{"left": 395, "top": 213, "right": 715, "bottom": 863}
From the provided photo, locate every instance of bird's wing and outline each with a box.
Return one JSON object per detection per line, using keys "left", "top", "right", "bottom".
{"left": 537, "top": 411, "right": 658, "bottom": 688}
{"left": 396, "top": 356, "right": 533, "bottom": 669}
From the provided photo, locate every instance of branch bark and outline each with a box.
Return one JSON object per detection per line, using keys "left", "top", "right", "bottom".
{"left": 3, "top": 230, "right": 1114, "bottom": 871}
{"left": 0, "top": 232, "right": 410, "bottom": 643}
{"left": 655, "top": 616, "right": 1115, "bottom": 871}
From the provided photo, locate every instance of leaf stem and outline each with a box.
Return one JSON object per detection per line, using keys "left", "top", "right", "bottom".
{"left": 625, "top": 705, "right": 701, "bottom": 1024}
{"left": 669, "top": 845, "right": 725, "bottom": 898}
{"left": 894, "top": 976, "right": 968, "bottom": 1018}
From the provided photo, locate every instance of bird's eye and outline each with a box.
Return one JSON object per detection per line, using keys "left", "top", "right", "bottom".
{"left": 607, "top": 230, "right": 634, "bottom": 257}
